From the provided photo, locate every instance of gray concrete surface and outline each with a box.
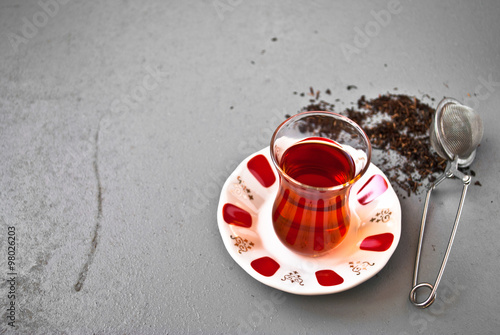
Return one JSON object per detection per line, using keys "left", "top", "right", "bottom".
{"left": 1, "top": 0, "right": 499, "bottom": 334}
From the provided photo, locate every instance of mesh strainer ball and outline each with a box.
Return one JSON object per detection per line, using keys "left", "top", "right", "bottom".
{"left": 430, "top": 98, "right": 484, "bottom": 167}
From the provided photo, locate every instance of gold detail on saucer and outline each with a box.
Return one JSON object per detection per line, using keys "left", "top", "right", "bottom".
{"left": 230, "top": 176, "right": 254, "bottom": 201}
{"left": 230, "top": 235, "right": 254, "bottom": 254}
{"left": 369, "top": 208, "right": 392, "bottom": 223}
{"left": 281, "top": 271, "right": 304, "bottom": 286}
{"left": 349, "top": 261, "right": 375, "bottom": 275}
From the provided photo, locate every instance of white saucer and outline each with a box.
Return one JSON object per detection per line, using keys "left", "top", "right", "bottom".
{"left": 217, "top": 147, "right": 401, "bottom": 295}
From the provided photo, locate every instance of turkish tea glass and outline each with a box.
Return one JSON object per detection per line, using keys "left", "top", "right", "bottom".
{"left": 270, "top": 111, "right": 372, "bottom": 257}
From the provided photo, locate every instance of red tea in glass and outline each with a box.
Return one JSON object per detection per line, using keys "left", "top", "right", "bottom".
{"left": 279, "top": 139, "right": 355, "bottom": 188}
{"left": 270, "top": 112, "right": 371, "bottom": 256}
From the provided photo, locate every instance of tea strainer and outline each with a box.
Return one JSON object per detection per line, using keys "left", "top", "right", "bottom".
{"left": 410, "top": 97, "right": 483, "bottom": 308}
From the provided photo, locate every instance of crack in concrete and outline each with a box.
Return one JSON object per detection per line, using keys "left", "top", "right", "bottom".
{"left": 74, "top": 121, "right": 103, "bottom": 292}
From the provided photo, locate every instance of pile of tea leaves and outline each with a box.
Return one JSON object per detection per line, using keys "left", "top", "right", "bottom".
{"left": 290, "top": 88, "right": 448, "bottom": 197}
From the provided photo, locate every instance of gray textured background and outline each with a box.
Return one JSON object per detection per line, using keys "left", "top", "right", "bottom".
{"left": 1, "top": 0, "right": 499, "bottom": 334}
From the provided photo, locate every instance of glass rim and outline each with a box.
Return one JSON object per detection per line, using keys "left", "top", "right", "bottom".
{"left": 270, "top": 111, "right": 372, "bottom": 191}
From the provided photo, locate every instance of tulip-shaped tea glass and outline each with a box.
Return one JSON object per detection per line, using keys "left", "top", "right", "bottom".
{"left": 270, "top": 111, "right": 372, "bottom": 257}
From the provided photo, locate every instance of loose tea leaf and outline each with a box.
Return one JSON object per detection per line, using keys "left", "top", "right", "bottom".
{"left": 294, "top": 90, "right": 448, "bottom": 197}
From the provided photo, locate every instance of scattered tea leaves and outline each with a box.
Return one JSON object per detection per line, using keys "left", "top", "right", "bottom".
{"left": 293, "top": 90, "right": 448, "bottom": 197}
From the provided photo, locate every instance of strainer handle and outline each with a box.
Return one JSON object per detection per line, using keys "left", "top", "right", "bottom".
{"left": 410, "top": 163, "right": 471, "bottom": 308}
